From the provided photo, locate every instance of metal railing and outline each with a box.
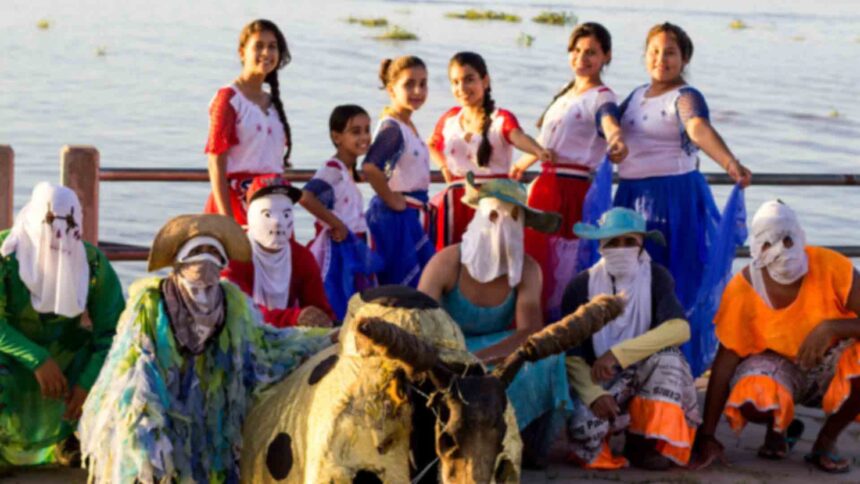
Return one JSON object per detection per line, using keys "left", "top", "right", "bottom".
{"left": 1, "top": 145, "right": 858, "bottom": 260}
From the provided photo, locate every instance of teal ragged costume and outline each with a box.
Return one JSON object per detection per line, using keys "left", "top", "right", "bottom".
{"left": 0, "top": 229, "right": 124, "bottom": 466}
{"left": 78, "top": 277, "right": 332, "bottom": 483}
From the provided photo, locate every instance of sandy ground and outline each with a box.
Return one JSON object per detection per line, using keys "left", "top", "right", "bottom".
{"left": 4, "top": 404, "right": 859, "bottom": 483}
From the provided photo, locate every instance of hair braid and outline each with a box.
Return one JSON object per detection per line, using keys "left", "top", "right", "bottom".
{"left": 476, "top": 86, "right": 496, "bottom": 168}
{"left": 536, "top": 80, "right": 576, "bottom": 129}
{"left": 265, "top": 70, "right": 292, "bottom": 167}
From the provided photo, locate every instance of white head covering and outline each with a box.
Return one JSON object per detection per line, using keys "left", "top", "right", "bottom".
{"left": 750, "top": 200, "right": 808, "bottom": 288}
{"left": 0, "top": 182, "right": 89, "bottom": 317}
{"left": 247, "top": 194, "right": 294, "bottom": 309}
{"left": 460, "top": 197, "right": 525, "bottom": 287}
{"left": 588, "top": 242, "right": 652, "bottom": 357}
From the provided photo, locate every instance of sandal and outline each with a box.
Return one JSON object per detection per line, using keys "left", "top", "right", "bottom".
{"left": 757, "top": 419, "right": 804, "bottom": 460}
{"left": 804, "top": 449, "right": 851, "bottom": 474}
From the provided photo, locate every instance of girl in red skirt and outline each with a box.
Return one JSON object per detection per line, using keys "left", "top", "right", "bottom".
{"left": 429, "top": 51, "right": 553, "bottom": 251}
{"left": 204, "top": 19, "right": 294, "bottom": 226}
{"left": 510, "top": 23, "right": 628, "bottom": 317}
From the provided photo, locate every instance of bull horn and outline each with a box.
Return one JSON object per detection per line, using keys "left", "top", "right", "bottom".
{"left": 355, "top": 317, "right": 439, "bottom": 374}
{"left": 491, "top": 294, "right": 625, "bottom": 387}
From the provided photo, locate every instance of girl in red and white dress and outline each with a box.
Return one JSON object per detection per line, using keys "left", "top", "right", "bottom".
{"left": 510, "top": 23, "right": 628, "bottom": 316}
{"left": 429, "top": 51, "right": 553, "bottom": 250}
{"left": 204, "top": 19, "right": 294, "bottom": 227}
{"left": 301, "top": 105, "right": 381, "bottom": 319}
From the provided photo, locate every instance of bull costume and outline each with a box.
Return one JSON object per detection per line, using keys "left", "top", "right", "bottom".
{"left": 695, "top": 201, "right": 860, "bottom": 474}
{"left": 0, "top": 183, "right": 123, "bottom": 469}
{"left": 78, "top": 214, "right": 333, "bottom": 483}
{"left": 562, "top": 207, "right": 700, "bottom": 470}
{"left": 222, "top": 175, "right": 335, "bottom": 327}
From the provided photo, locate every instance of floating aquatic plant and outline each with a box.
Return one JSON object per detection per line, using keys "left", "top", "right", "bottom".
{"left": 517, "top": 32, "right": 535, "bottom": 47}
{"left": 96, "top": 46, "right": 107, "bottom": 57}
{"left": 36, "top": 19, "right": 51, "bottom": 30}
{"left": 445, "top": 9, "right": 521, "bottom": 22}
{"left": 374, "top": 26, "right": 418, "bottom": 41}
{"left": 346, "top": 16, "right": 388, "bottom": 27}
{"left": 729, "top": 19, "right": 748, "bottom": 30}
{"left": 829, "top": 109, "right": 840, "bottom": 118}
{"left": 532, "top": 11, "right": 577, "bottom": 26}
{"left": 791, "top": 35, "right": 806, "bottom": 41}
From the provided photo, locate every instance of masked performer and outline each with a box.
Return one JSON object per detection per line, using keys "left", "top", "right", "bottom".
{"left": 79, "top": 214, "right": 334, "bottom": 483}
{"left": 694, "top": 201, "right": 860, "bottom": 474}
{"left": 418, "top": 173, "right": 570, "bottom": 467}
{"left": 0, "top": 183, "right": 123, "bottom": 470}
{"left": 562, "top": 207, "right": 699, "bottom": 470}
{"left": 222, "top": 174, "right": 335, "bottom": 327}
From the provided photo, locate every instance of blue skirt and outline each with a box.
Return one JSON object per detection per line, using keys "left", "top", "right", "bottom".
{"left": 366, "top": 193, "right": 435, "bottom": 287}
{"left": 613, "top": 171, "right": 720, "bottom": 310}
{"left": 322, "top": 233, "right": 383, "bottom": 321}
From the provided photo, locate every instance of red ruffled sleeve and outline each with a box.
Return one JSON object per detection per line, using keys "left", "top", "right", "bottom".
{"left": 429, "top": 107, "right": 461, "bottom": 153}
{"left": 496, "top": 108, "right": 521, "bottom": 144}
{"left": 205, "top": 87, "right": 239, "bottom": 155}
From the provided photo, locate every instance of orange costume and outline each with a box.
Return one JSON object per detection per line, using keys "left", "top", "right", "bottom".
{"left": 715, "top": 246, "right": 858, "bottom": 433}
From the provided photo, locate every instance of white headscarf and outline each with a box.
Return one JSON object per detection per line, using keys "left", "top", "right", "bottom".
{"left": 460, "top": 197, "right": 525, "bottom": 287}
{"left": 750, "top": 200, "right": 808, "bottom": 288}
{"left": 588, "top": 242, "right": 652, "bottom": 357}
{"left": 247, "top": 194, "right": 294, "bottom": 309}
{"left": 0, "top": 182, "right": 89, "bottom": 317}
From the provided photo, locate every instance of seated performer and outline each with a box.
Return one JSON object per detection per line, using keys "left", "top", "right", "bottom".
{"left": 694, "top": 201, "right": 860, "bottom": 474}
{"left": 562, "top": 207, "right": 700, "bottom": 470}
{"left": 0, "top": 183, "right": 123, "bottom": 470}
{"left": 79, "top": 214, "right": 334, "bottom": 483}
{"left": 418, "top": 173, "right": 570, "bottom": 467}
{"left": 223, "top": 174, "right": 335, "bottom": 327}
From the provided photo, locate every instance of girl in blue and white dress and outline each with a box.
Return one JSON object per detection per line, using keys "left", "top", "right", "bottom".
{"left": 362, "top": 56, "right": 435, "bottom": 287}
{"left": 302, "top": 105, "right": 381, "bottom": 320}
{"left": 614, "top": 22, "right": 752, "bottom": 372}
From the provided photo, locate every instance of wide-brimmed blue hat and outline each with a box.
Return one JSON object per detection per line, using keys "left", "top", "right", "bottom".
{"left": 573, "top": 207, "right": 665, "bottom": 245}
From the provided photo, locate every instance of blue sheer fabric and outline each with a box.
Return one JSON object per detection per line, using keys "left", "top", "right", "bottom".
{"left": 365, "top": 191, "right": 434, "bottom": 287}
{"left": 676, "top": 87, "right": 710, "bottom": 156}
{"left": 322, "top": 232, "right": 384, "bottom": 320}
{"left": 440, "top": 284, "right": 573, "bottom": 431}
{"left": 303, "top": 178, "right": 335, "bottom": 210}
{"left": 362, "top": 119, "right": 404, "bottom": 172}
{"left": 594, "top": 102, "right": 621, "bottom": 138}
{"left": 575, "top": 156, "right": 613, "bottom": 271}
{"left": 686, "top": 185, "right": 747, "bottom": 376}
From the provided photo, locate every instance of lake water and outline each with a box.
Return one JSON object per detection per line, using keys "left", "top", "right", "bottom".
{"left": 2, "top": 0, "right": 859, "bottom": 286}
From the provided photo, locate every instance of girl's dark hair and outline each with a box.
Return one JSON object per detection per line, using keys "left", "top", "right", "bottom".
{"left": 329, "top": 104, "right": 369, "bottom": 181}
{"left": 646, "top": 22, "right": 694, "bottom": 62}
{"left": 537, "top": 22, "right": 612, "bottom": 128}
{"left": 378, "top": 56, "right": 426, "bottom": 88}
{"left": 449, "top": 52, "right": 495, "bottom": 168}
{"left": 239, "top": 19, "right": 293, "bottom": 168}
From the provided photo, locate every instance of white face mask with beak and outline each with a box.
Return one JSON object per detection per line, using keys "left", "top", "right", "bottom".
{"left": 460, "top": 197, "right": 525, "bottom": 287}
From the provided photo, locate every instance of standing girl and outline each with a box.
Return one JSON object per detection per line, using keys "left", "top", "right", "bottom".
{"left": 204, "top": 19, "right": 293, "bottom": 226}
{"left": 511, "top": 22, "right": 628, "bottom": 317}
{"left": 614, "top": 23, "right": 751, "bottom": 371}
{"left": 429, "top": 51, "right": 553, "bottom": 250}
{"left": 302, "top": 105, "right": 381, "bottom": 319}
{"left": 362, "top": 56, "right": 435, "bottom": 288}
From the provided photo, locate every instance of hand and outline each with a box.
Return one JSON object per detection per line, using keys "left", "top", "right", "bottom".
{"left": 386, "top": 192, "right": 407, "bottom": 212}
{"left": 297, "top": 306, "right": 333, "bottom": 328}
{"left": 726, "top": 159, "right": 752, "bottom": 188}
{"left": 607, "top": 137, "right": 628, "bottom": 164}
{"left": 33, "top": 358, "right": 68, "bottom": 399}
{"left": 440, "top": 165, "right": 454, "bottom": 183}
{"left": 538, "top": 148, "right": 557, "bottom": 165}
{"left": 63, "top": 385, "right": 88, "bottom": 421}
{"left": 797, "top": 322, "right": 833, "bottom": 370}
{"left": 590, "top": 394, "right": 620, "bottom": 421}
{"left": 691, "top": 434, "right": 729, "bottom": 469}
{"left": 330, "top": 220, "right": 349, "bottom": 243}
{"left": 591, "top": 350, "right": 620, "bottom": 383}
{"left": 509, "top": 162, "right": 528, "bottom": 181}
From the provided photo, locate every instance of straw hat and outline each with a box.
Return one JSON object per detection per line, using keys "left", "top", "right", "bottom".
{"left": 147, "top": 214, "right": 251, "bottom": 271}
{"left": 461, "top": 172, "right": 560, "bottom": 233}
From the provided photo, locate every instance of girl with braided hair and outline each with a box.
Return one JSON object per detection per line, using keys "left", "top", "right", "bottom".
{"left": 429, "top": 51, "right": 552, "bottom": 250}
{"left": 511, "top": 22, "right": 627, "bottom": 319}
{"left": 204, "top": 19, "right": 294, "bottom": 226}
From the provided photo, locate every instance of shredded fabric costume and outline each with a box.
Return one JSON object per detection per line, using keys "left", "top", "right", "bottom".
{"left": 79, "top": 277, "right": 331, "bottom": 483}
{"left": 0, "top": 230, "right": 123, "bottom": 467}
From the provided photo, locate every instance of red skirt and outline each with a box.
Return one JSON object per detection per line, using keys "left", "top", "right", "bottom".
{"left": 204, "top": 171, "right": 269, "bottom": 227}
{"left": 432, "top": 174, "right": 509, "bottom": 251}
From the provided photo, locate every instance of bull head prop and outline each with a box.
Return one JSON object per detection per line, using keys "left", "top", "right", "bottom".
{"left": 356, "top": 293, "right": 625, "bottom": 484}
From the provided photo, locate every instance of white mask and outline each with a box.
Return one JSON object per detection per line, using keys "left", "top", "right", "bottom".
{"left": 750, "top": 201, "right": 808, "bottom": 286}
{"left": 599, "top": 247, "right": 642, "bottom": 280}
{"left": 460, "top": 198, "right": 525, "bottom": 287}
{"left": 247, "top": 194, "right": 294, "bottom": 251}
